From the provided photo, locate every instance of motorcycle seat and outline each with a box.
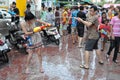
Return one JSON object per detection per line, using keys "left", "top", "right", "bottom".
{"left": 14, "top": 31, "right": 25, "bottom": 35}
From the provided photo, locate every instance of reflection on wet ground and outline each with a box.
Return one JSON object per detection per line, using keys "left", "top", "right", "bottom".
{"left": 0, "top": 35, "right": 120, "bottom": 80}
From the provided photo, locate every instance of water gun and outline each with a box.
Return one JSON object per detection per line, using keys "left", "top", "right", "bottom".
{"left": 100, "top": 29, "right": 107, "bottom": 35}
{"left": 8, "top": 10, "right": 16, "bottom": 16}
{"left": 33, "top": 24, "right": 51, "bottom": 33}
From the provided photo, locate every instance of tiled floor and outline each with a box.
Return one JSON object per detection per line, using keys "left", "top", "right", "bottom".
{"left": 0, "top": 35, "right": 120, "bottom": 80}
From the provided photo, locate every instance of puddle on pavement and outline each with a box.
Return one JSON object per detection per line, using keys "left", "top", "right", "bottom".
{"left": 43, "top": 61, "right": 75, "bottom": 80}
{"left": 43, "top": 47, "right": 75, "bottom": 80}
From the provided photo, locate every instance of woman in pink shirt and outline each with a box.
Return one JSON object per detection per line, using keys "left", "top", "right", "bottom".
{"left": 98, "top": 12, "right": 108, "bottom": 24}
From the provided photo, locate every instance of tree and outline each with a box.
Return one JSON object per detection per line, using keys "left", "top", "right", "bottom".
{"left": 115, "top": 0, "right": 120, "bottom": 4}
{"left": 97, "top": 0, "right": 106, "bottom": 6}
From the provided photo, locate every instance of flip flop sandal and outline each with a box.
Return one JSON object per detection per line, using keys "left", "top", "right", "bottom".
{"left": 78, "top": 46, "right": 82, "bottom": 48}
{"left": 80, "top": 65, "right": 89, "bottom": 69}
{"left": 40, "top": 69, "right": 44, "bottom": 73}
{"left": 98, "top": 61, "right": 104, "bottom": 65}
{"left": 23, "top": 68, "right": 31, "bottom": 74}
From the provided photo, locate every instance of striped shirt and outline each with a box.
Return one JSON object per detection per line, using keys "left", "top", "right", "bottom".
{"left": 110, "top": 16, "right": 120, "bottom": 37}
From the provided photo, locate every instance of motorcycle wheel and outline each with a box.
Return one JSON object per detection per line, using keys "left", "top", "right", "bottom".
{"left": 50, "top": 36, "right": 60, "bottom": 45}
{"left": 2, "top": 52, "right": 9, "bottom": 63}
{"left": 8, "top": 36, "right": 16, "bottom": 45}
{"left": 55, "top": 39, "right": 60, "bottom": 45}
{"left": 19, "top": 48, "right": 28, "bottom": 54}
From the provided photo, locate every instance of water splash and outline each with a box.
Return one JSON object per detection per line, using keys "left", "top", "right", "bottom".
{"left": 88, "top": 50, "right": 96, "bottom": 80}
{"left": 79, "top": 48, "right": 85, "bottom": 80}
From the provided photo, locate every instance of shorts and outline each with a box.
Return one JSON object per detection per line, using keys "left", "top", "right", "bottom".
{"left": 67, "top": 24, "right": 71, "bottom": 34}
{"left": 77, "top": 27, "right": 84, "bottom": 37}
{"left": 85, "top": 39, "right": 98, "bottom": 51}
{"left": 71, "top": 27, "right": 77, "bottom": 34}
{"left": 55, "top": 23, "right": 60, "bottom": 28}
{"left": 62, "top": 24, "right": 68, "bottom": 30}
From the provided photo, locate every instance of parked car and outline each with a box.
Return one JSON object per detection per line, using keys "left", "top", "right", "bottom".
{"left": 0, "top": 9, "right": 11, "bottom": 21}
{"left": 0, "top": 9, "right": 23, "bottom": 22}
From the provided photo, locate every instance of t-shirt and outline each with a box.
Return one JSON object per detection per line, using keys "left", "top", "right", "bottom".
{"left": 25, "top": 10, "right": 31, "bottom": 15}
{"left": 40, "top": 10, "right": 47, "bottom": 21}
{"left": 71, "top": 10, "right": 78, "bottom": 27}
{"left": 62, "top": 11, "right": 68, "bottom": 24}
{"left": 77, "top": 11, "right": 86, "bottom": 28}
{"left": 108, "top": 10, "right": 114, "bottom": 20}
{"left": 68, "top": 11, "right": 72, "bottom": 24}
{"left": 110, "top": 16, "right": 120, "bottom": 37}
{"left": 98, "top": 17, "right": 107, "bottom": 24}
{"left": 13, "top": 8, "right": 19, "bottom": 15}
{"left": 11, "top": 8, "right": 20, "bottom": 23}
{"left": 45, "top": 12, "right": 55, "bottom": 26}
{"left": 87, "top": 15, "right": 99, "bottom": 39}
{"left": 55, "top": 10, "right": 60, "bottom": 24}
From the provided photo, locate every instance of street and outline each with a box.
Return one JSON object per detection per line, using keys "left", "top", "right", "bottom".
{"left": 0, "top": 35, "right": 120, "bottom": 80}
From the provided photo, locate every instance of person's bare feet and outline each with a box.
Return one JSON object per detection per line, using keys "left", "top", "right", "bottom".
{"left": 98, "top": 60, "right": 104, "bottom": 65}
{"left": 40, "top": 68, "right": 44, "bottom": 73}
{"left": 25, "top": 68, "right": 29, "bottom": 74}
{"left": 73, "top": 41, "right": 75, "bottom": 44}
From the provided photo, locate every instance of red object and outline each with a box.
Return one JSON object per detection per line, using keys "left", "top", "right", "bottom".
{"left": 68, "top": 11, "right": 72, "bottom": 24}
{"left": 40, "top": 26, "right": 46, "bottom": 30}
{"left": 0, "top": 39, "right": 4, "bottom": 45}
{"left": 99, "top": 24, "right": 111, "bottom": 38}
{"left": 40, "top": 24, "right": 51, "bottom": 30}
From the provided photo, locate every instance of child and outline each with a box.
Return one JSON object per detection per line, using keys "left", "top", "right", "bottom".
{"left": 98, "top": 19, "right": 111, "bottom": 51}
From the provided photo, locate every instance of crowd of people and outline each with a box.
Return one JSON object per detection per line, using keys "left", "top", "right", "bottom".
{"left": 8, "top": 2, "right": 120, "bottom": 73}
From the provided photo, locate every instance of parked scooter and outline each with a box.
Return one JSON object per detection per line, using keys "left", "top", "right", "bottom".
{"left": 0, "top": 33, "right": 10, "bottom": 63}
{"left": 6, "top": 21, "right": 27, "bottom": 54}
{"left": 41, "top": 27, "right": 60, "bottom": 45}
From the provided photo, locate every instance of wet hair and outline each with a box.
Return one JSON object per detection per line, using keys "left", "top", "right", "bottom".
{"left": 80, "top": 6, "right": 84, "bottom": 10}
{"left": 90, "top": 5, "right": 98, "bottom": 11}
{"left": 56, "top": 7, "right": 59, "bottom": 10}
{"left": 74, "top": 6, "right": 78, "bottom": 10}
{"left": 86, "top": 7, "right": 89, "bottom": 9}
{"left": 48, "top": 7, "right": 52, "bottom": 12}
{"left": 102, "top": 19, "right": 109, "bottom": 24}
{"left": 42, "top": 3, "right": 45, "bottom": 8}
{"left": 24, "top": 12, "right": 36, "bottom": 21}
{"left": 64, "top": 7, "right": 68, "bottom": 11}
{"left": 102, "top": 12, "right": 106, "bottom": 16}
{"left": 27, "top": 4, "right": 31, "bottom": 8}
{"left": 12, "top": 2, "right": 16, "bottom": 5}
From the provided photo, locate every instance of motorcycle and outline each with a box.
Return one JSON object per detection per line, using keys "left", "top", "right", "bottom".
{"left": 6, "top": 21, "right": 28, "bottom": 54}
{"left": 41, "top": 27, "right": 60, "bottom": 45}
{"left": 0, "top": 33, "right": 10, "bottom": 63}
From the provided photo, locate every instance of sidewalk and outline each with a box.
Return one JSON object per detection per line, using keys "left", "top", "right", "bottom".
{"left": 0, "top": 36, "right": 120, "bottom": 80}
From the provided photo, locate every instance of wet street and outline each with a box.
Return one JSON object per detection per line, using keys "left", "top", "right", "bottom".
{"left": 0, "top": 35, "right": 120, "bottom": 80}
